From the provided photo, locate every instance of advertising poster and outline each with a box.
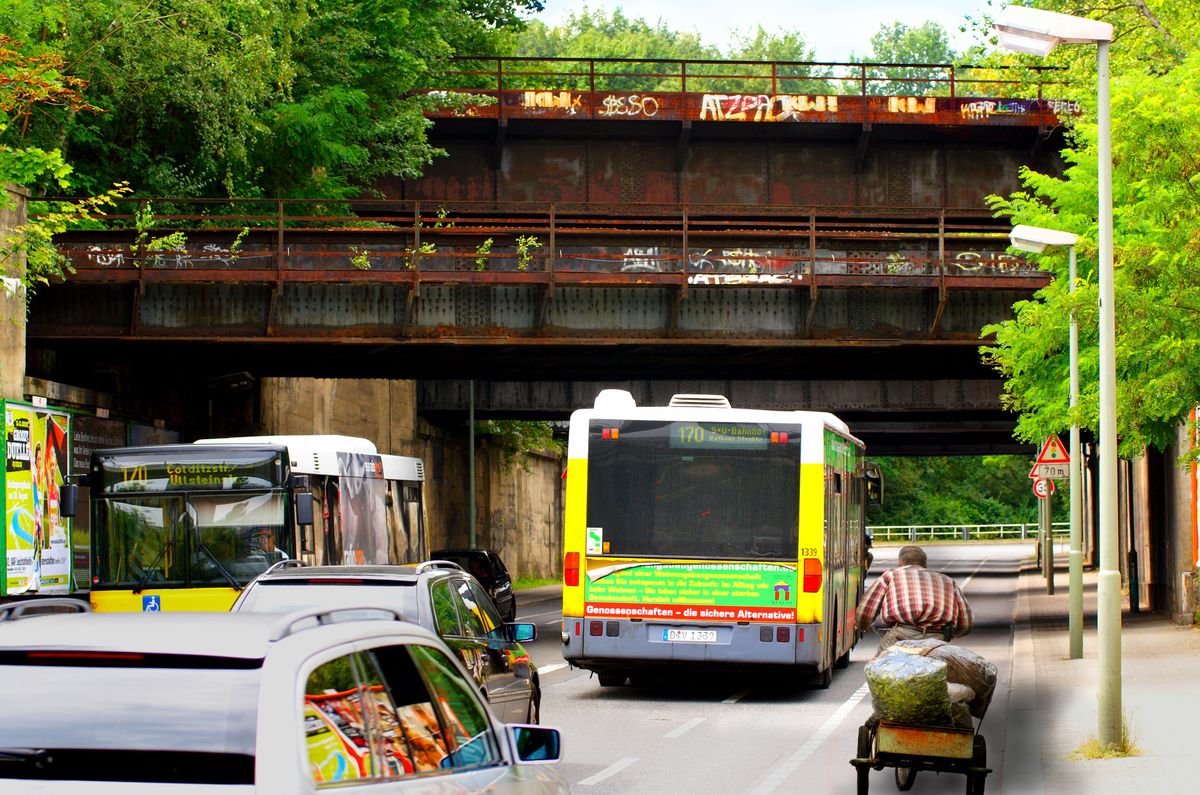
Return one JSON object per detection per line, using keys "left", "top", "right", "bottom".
{"left": 583, "top": 559, "right": 799, "bottom": 622}
{"left": 337, "top": 452, "right": 387, "bottom": 565}
{"left": 3, "top": 402, "right": 72, "bottom": 595}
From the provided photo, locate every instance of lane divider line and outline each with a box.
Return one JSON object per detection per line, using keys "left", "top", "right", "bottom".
{"left": 578, "top": 756, "right": 639, "bottom": 786}
{"left": 960, "top": 559, "right": 988, "bottom": 591}
{"left": 723, "top": 688, "right": 752, "bottom": 704}
{"left": 664, "top": 717, "right": 705, "bottom": 739}
{"left": 745, "top": 683, "right": 870, "bottom": 795}
{"left": 537, "top": 662, "right": 568, "bottom": 675}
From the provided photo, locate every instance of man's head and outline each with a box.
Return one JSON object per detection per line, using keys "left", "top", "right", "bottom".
{"left": 897, "top": 545, "right": 928, "bottom": 567}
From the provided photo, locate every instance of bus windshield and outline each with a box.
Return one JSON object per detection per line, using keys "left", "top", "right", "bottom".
{"left": 586, "top": 420, "right": 803, "bottom": 560}
{"left": 93, "top": 491, "right": 291, "bottom": 589}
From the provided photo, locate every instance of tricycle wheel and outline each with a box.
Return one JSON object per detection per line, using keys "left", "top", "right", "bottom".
{"left": 966, "top": 734, "right": 987, "bottom": 794}
{"left": 856, "top": 723, "right": 873, "bottom": 794}
{"left": 895, "top": 766, "right": 918, "bottom": 790}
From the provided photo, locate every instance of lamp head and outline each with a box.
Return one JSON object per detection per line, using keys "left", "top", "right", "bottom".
{"left": 1010, "top": 224, "right": 1079, "bottom": 253}
{"left": 993, "top": 6, "right": 1113, "bottom": 55}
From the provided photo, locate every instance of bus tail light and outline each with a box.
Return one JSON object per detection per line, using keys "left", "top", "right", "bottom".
{"left": 565, "top": 552, "right": 580, "bottom": 587}
{"left": 776, "top": 627, "right": 790, "bottom": 643}
{"left": 803, "top": 558, "right": 822, "bottom": 592}
{"left": 589, "top": 621, "right": 603, "bottom": 636}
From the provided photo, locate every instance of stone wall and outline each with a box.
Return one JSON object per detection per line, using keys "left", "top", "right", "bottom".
{"left": 259, "top": 377, "right": 564, "bottom": 580}
{"left": 1, "top": 185, "right": 28, "bottom": 400}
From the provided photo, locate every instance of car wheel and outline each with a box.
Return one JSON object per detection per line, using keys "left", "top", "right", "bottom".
{"left": 526, "top": 680, "right": 541, "bottom": 724}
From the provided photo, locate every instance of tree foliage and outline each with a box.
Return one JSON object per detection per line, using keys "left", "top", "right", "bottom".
{"left": 851, "top": 21, "right": 960, "bottom": 95}
{"left": 513, "top": 8, "right": 823, "bottom": 93}
{"left": 868, "top": 455, "right": 1038, "bottom": 526}
{"left": 475, "top": 419, "right": 564, "bottom": 472}
{"left": 980, "top": 1, "right": 1200, "bottom": 456}
{"left": 1, "top": 0, "right": 542, "bottom": 199}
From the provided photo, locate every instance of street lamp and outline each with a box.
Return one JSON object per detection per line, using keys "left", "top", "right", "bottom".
{"left": 1010, "top": 224, "right": 1083, "bottom": 659}
{"left": 994, "top": 5, "right": 1120, "bottom": 746}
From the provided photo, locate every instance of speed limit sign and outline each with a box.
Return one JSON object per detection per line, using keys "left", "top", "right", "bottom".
{"left": 1033, "top": 479, "right": 1055, "bottom": 499}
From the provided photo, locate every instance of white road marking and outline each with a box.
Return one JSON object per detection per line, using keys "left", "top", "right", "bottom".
{"left": 745, "top": 683, "right": 871, "bottom": 795}
{"left": 959, "top": 559, "right": 988, "bottom": 591}
{"left": 723, "top": 688, "right": 751, "bottom": 704}
{"left": 578, "top": 756, "right": 639, "bottom": 786}
{"left": 537, "top": 662, "right": 569, "bottom": 675}
{"left": 664, "top": 717, "right": 705, "bottom": 739}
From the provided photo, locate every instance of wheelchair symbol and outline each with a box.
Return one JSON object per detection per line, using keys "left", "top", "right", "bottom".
{"left": 142, "top": 595, "right": 161, "bottom": 612}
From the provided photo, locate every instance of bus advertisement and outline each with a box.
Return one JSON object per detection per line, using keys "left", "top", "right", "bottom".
{"left": 561, "top": 390, "right": 876, "bottom": 688}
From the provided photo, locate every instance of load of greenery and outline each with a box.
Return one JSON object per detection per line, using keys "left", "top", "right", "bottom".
{"left": 975, "top": 0, "right": 1200, "bottom": 458}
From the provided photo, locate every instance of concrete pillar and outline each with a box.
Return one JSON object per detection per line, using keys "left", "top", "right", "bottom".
{"left": 1, "top": 184, "right": 29, "bottom": 400}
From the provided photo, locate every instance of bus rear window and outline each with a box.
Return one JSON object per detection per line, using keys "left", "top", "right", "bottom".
{"left": 586, "top": 420, "right": 802, "bottom": 560}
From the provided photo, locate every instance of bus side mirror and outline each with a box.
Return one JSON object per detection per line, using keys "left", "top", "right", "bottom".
{"left": 295, "top": 492, "right": 314, "bottom": 527}
{"left": 864, "top": 462, "right": 883, "bottom": 508}
{"left": 60, "top": 483, "right": 79, "bottom": 518}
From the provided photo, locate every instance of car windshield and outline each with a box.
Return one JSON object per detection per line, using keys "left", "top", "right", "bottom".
{"left": 237, "top": 581, "right": 418, "bottom": 620}
{"left": 0, "top": 659, "right": 258, "bottom": 784}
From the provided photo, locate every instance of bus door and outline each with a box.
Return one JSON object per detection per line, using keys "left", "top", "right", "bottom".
{"left": 386, "top": 480, "right": 426, "bottom": 564}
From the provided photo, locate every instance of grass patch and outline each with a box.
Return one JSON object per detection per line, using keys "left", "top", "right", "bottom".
{"left": 1070, "top": 717, "right": 1141, "bottom": 759}
{"left": 514, "top": 576, "right": 560, "bottom": 590}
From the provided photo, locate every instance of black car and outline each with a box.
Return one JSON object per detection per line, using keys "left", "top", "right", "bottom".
{"left": 432, "top": 548, "right": 517, "bottom": 622}
{"left": 231, "top": 561, "right": 541, "bottom": 724}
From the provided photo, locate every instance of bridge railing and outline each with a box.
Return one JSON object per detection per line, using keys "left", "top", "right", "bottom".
{"left": 868, "top": 523, "right": 1069, "bottom": 543}
{"left": 423, "top": 57, "right": 1073, "bottom": 125}
{"left": 46, "top": 198, "right": 1045, "bottom": 285}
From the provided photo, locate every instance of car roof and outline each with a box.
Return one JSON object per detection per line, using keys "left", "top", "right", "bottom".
{"left": 255, "top": 564, "right": 427, "bottom": 582}
{"left": 0, "top": 610, "right": 435, "bottom": 659}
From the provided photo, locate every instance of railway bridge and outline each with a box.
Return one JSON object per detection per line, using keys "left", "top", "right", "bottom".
{"left": 26, "top": 58, "right": 1071, "bottom": 453}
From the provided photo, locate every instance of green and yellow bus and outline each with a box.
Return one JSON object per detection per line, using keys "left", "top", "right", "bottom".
{"left": 67, "top": 435, "right": 426, "bottom": 612}
{"left": 561, "top": 390, "right": 878, "bottom": 687}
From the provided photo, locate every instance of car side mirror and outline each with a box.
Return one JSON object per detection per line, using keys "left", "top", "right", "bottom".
{"left": 508, "top": 623, "right": 537, "bottom": 643}
{"left": 510, "top": 725, "right": 562, "bottom": 763}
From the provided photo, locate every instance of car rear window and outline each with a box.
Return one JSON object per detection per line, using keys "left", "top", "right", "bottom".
{"left": 0, "top": 660, "right": 259, "bottom": 783}
{"left": 238, "top": 581, "right": 417, "bottom": 619}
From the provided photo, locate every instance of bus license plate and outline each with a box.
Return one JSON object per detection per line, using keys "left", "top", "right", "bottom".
{"left": 664, "top": 629, "right": 717, "bottom": 643}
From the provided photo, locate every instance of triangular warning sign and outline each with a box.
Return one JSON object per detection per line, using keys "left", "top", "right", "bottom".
{"left": 1036, "top": 434, "right": 1070, "bottom": 465}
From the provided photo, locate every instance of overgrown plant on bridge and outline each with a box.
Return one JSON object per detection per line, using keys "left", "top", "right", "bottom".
{"left": 980, "top": 0, "right": 1200, "bottom": 457}
{"left": 474, "top": 420, "right": 563, "bottom": 472}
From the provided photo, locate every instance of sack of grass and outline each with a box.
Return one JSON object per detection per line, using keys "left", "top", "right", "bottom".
{"left": 864, "top": 652, "right": 952, "bottom": 726}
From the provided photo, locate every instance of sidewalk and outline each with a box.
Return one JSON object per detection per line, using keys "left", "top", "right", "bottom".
{"left": 1007, "top": 560, "right": 1200, "bottom": 793}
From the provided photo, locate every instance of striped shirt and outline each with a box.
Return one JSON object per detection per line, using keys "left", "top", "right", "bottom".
{"left": 857, "top": 564, "right": 972, "bottom": 636}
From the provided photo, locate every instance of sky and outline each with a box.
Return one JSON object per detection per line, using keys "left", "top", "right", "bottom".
{"left": 529, "top": 0, "right": 1000, "bottom": 62}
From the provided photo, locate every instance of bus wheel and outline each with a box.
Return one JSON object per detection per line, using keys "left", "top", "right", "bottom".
{"left": 597, "top": 673, "right": 626, "bottom": 687}
{"left": 835, "top": 648, "right": 851, "bottom": 669}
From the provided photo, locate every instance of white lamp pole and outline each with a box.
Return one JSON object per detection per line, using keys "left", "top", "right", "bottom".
{"left": 994, "top": 6, "right": 1120, "bottom": 745}
{"left": 1010, "top": 224, "right": 1082, "bottom": 658}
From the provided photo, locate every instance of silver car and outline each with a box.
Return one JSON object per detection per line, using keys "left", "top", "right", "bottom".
{"left": 0, "top": 601, "right": 568, "bottom": 793}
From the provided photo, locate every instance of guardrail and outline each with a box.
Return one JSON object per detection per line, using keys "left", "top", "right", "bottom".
{"left": 868, "top": 523, "right": 1070, "bottom": 543}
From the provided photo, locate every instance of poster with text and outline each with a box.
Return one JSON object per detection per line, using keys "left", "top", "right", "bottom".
{"left": 4, "top": 403, "right": 72, "bottom": 595}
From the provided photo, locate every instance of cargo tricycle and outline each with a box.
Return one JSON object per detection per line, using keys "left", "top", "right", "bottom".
{"left": 850, "top": 717, "right": 990, "bottom": 794}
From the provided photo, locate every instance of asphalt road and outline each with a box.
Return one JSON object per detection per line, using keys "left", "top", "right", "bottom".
{"left": 515, "top": 542, "right": 1031, "bottom": 794}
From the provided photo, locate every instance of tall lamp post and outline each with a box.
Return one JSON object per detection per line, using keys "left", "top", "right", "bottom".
{"left": 993, "top": 6, "right": 1120, "bottom": 744}
{"left": 1009, "top": 224, "right": 1083, "bottom": 659}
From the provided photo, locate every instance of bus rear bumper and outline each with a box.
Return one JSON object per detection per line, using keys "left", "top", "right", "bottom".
{"left": 562, "top": 617, "right": 824, "bottom": 671}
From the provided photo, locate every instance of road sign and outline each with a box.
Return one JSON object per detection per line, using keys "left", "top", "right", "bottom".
{"left": 1033, "top": 479, "right": 1055, "bottom": 499}
{"left": 1029, "top": 461, "right": 1070, "bottom": 480}
{"left": 1036, "top": 434, "right": 1070, "bottom": 465}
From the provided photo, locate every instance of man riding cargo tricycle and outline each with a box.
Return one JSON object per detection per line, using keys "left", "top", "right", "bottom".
{"left": 850, "top": 546, "right": 994, "bottom": 793}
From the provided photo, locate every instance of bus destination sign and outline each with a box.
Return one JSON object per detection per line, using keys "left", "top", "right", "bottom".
{"left": 98, "top": 452, "right": 284, "bottom": 493}
{"left": 669, "top": 422, "right": 779, "bottom": 450}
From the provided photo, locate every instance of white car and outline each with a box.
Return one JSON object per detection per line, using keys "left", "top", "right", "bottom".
{"left": 0, "top": 600, "right": 568, "bottom": 793}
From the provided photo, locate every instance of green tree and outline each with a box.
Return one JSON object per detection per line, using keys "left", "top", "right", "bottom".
{"left": 980, "top": 1, "right": 1200, "bottom": 456}
{"left": 2, "top": 0, "right": 542, "bottom": 199}
{"left": 513, "top": 8, "right": 823, "bottom": 94}
{"left": 851, "top": 21, "right": 959, "bottom": 95}
{"left": 868, "top": 455, "right": 1038, "bottom": 526}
